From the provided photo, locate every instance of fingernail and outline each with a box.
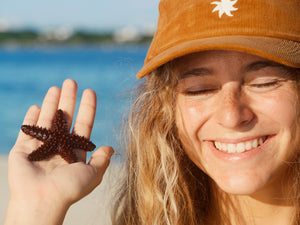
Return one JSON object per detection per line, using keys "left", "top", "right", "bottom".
{"left": 104, "top": 146, "right": 115, "bottom": 157}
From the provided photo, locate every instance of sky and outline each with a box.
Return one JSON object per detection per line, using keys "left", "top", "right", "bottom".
{"left": 0, "top": 0, "right": 161, "bottom": 31}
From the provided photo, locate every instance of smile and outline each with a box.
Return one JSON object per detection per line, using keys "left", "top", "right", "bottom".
{"left": 213, "top": 136, "right": 268, "bottom": 154}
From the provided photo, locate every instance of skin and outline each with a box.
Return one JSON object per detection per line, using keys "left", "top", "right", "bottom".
{"left": 4, "top": 79, "right": 114, "bottom": 225}
{"left": 175, "top": 50, "right": 298, "bottom": 224}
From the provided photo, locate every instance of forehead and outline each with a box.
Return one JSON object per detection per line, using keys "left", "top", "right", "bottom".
{"left": 171, "top": 50, "right": 299, "bottom": 82}
{"left": 174, "top": 50, "right": 265, "bottom": 69}
{"left": 172, "top": 50, "right": 295, "bottom": 80}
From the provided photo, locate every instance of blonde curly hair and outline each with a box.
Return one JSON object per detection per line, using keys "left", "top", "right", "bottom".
{"left": 111, "top": 64, "right": 300, "bottom": 225}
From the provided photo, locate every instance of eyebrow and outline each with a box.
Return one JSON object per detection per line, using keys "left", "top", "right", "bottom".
{"left": 179, "top": 60, "right": 292, "bottom": 80}
{"left": 179, "top": 67, "right": 213, "bottom": 79}
{"left": 244, "top": 60, "right": 288, "bottom": 72}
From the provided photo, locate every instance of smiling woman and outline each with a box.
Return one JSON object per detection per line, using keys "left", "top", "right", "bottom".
{"left": 4, "top": 0, "right": 300, "bottom": 225}
{"left": 113, "top": 52, "right": 299, "bottom": 225}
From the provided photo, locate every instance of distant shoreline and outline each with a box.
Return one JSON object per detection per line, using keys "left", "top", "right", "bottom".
{"left": 0, "top": 42, "right": 151, "bottom": 50}
{"left": 0, "top": 30, "right": 153, "bottom": 46}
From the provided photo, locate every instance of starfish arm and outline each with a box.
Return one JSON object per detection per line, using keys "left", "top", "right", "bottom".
{"left": 28, "top": 141, "right": 57, "bottom": 161}
{"left": 59, "top": 149, "right": 77, "bottom": 163}
{"left": 22, "top": 109, "right": 97, "bottom": 163}
{"left": 71, "top": 134, "right": 96, "bottom": 152}
{"left": 21, "top": 125, "right": 51, "bottom": 142}
{"left": 52, "top": 109, "right": 69, "bottom": 133}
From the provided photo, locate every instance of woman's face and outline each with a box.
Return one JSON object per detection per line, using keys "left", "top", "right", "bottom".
{"left": 175, "top": 50, "right": 298, "bottom": 195}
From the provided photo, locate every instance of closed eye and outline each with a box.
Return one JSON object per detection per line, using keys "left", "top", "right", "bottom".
{"left": 184, "top": 88, "right": 218, "bottom": 96}
{"left": 249, "top": 80, "right": 281, "bottom": 88}
{"left": 246, "top": 79, "right": 289, "bottom": 92}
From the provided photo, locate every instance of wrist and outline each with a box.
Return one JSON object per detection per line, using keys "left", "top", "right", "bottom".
{"left": 4, "top": 197, "right": 70, "bottom": 225}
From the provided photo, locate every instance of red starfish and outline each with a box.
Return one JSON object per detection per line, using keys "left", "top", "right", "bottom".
{"left": 21, "top": 109, "right": 96, "bottom": 163}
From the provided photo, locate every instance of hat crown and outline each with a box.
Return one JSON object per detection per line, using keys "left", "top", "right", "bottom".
{"left": 154, "top": 0, "right": 299, "bottom": 54}
{"left": 136, "top": 0, "right": 300, "bottom": 78}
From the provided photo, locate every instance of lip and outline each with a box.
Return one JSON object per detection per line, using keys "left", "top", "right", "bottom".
{"left": 211, "top": 135, "right": 268, "bottom": 144}
{"left": 205, "top": 135, "right": 276, "bottom": 162}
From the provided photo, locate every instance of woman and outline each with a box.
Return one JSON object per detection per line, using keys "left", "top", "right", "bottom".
{"left": 5, "top": 0, "right": 300, "bottom": 224}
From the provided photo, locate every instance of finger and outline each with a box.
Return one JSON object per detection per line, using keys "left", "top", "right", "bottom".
{"left": 36, "top": 86, "right": 61, "bottom": 128}
{"left": 87, "top": 146, "right": 115, "bottom": 186}
{"left": 58, "top": 79, "right": 78, "bottom": 130}
{"left": 16, "top": 105, "right": 41, "bottom": 143}
{"left": 72, "top": 89, "right": 97, "bottom": 162}
{"left": 59, "top": 146, "right": 114, "bottom": 202}
{"left": 73, "top": 89, "right": 97, "bottom": 138}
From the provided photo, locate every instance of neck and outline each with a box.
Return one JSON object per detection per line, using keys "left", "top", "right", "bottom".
{"left": 209, "top": 177, "right": 296, "bottom": 225}
{"left": 235, "top": 195, "right": 295, "bottom": 225}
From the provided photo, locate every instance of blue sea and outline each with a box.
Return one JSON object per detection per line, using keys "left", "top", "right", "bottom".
{"left": 0, "top": 44, "right": 148, "bottom": 155}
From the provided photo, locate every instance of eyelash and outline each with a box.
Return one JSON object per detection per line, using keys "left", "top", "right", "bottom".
{"left": 183, "top": 80, "right": 285, "bottom": 96}
{"left": 184, "top": 89, "right": 217, "bottom": 96}
{"left": 249, "top": 80, "right": 283, "bottom": 88}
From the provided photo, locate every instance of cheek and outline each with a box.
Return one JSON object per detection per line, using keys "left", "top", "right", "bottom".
{"left": 176, "top": 97, "right": 202, "bottom": 142}
{"left": 250, "top": 88, "right": 299, "bottom": 159}
{"left": 252, "top": 89, "right": 297, "bottom": 129}
{"left": 175, "top": 96, "right": 212, "bottom": 168}
{"left": 175, "top": 96, "right": 212, "bottom": 136}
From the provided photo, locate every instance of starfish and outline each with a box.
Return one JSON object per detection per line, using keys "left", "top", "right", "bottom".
{"left": 21, "top": 109, "right": 96, "bottom": 163}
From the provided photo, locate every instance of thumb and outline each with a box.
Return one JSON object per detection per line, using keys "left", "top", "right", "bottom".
{"left": 88, "top": 146, "right": 115, "bottom": 185}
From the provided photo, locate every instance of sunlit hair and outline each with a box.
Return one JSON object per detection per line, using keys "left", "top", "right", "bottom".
{"left": 111, "top": 63, "right": 210, "bottom": 225}
{"left": 287, "top": 68, "right": 300, "bottom": 225}
{"left": 111, "top": 62, "right": 300, "bottom": 225}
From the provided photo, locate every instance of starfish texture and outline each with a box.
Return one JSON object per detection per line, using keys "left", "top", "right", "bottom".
{"left": 21, "top": 109, "right": 96, "bottom": 163}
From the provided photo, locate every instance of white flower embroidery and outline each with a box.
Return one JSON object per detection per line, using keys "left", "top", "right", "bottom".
{"left": 211, "top": 0, "right": 238, "bottom": 18}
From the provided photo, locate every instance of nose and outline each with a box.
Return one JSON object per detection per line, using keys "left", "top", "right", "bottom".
{"left": 215, "top": 85, "right": 255, "bottom": 129}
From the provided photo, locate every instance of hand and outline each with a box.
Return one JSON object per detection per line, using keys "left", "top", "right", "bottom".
{"left": 5, "top": 79, "right": 114, "bottom": 225}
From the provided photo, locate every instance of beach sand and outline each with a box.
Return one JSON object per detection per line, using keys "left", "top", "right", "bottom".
{"left": 0, "top": 156, "right": 9, "bottom": 224}
{"left": 0, "top": 155, "right": 123, "bottom": 225}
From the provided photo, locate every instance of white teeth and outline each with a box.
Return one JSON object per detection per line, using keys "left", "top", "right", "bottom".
{"left": 252, "top": 139, "right": 258, "bottom": 148}
{"left": 236, "top": 143, "right": 245, "bottom": 153}
{"left": 228, "top": 144, "right": 235, "bottom": 153}
{"left": 222, "top": 143, "right": 227, "bottom": 151}
{"left": 214, "top": 137, "right": 266, "bottom": 154}
{"left": 215, "top": 142, "right": 221, "bottom": 149}
{"left": 245, "top": 141, "right": 252, "bottom": 150}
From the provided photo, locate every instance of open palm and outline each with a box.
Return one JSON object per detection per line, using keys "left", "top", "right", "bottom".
{"left": 6, "top": 79, "right": 114, "bottom": 224}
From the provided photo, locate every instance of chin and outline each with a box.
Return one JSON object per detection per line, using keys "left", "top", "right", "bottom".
{"left": 210, "top": 171, "right": 273, "bottom": 196}
{"left": 215, "top": 181, "right": 265, "bottom": 196}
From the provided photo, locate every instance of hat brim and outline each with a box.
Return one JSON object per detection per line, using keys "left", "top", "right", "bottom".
{"left": 136, "top": 35, "right": 300, "bottom": 79}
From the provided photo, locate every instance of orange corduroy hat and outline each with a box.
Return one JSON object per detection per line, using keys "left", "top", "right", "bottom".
{"left": 136, "top": 0, "right": 300, "bottom": 79}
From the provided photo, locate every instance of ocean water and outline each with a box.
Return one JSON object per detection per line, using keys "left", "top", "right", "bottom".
{"left": 0, "top": 44, "right": 148, "bottom": 155}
